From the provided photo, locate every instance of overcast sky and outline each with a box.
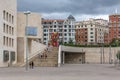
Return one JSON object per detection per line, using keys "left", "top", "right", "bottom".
{"left": 17, "top": 0, "right": 120, "bottom": 21}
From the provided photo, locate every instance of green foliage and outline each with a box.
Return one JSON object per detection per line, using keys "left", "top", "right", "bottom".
{"left": 59, "top": 41, "right": 63, "bottom": 45}
{"left": 68, "top": 38, "right": 74, "bottom": 44}
{"left": 110, "top": 38, "right": 120, "bottom": 47}
{"left": 64, "top": 43, "right": 116, "bottom": 47}
{"left": 116, "top": 51, "right": 120, "bottom": 60}
{"left": 63, "top": 38, "right": 120, "bottom": 47}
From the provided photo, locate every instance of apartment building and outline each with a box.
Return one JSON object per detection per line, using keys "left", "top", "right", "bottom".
{"left": 75, "top": 18, "right": 108, "bottom": 45}
{"left": 109, "top": 14, "right": 120, "bottom": 42}
{"left": 0, "top": 0, "right": 17, "bottom": 67}
{"left": 42, "top": 15, "right": 76, "bottom": 45}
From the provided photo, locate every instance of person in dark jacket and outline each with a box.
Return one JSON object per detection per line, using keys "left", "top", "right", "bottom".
{"left": 29, "top": 62, "right": 31, "bottom": 69}
{"left": 31, "top": 61, "right": 34, "bottom": 69}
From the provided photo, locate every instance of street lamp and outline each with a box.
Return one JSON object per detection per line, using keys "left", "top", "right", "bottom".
{"left": 24, "top": 11, "right": 31, "bottom": 71}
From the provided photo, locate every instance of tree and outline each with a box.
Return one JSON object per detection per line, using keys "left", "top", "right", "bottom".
{"left": 68, "top": 38, "right": 73, "bottom": 44}
{"left": 111, "top": 38, "right": 120, "bottom": 47}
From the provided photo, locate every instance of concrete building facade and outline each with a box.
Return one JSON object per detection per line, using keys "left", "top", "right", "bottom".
{"left": 75, "top": 18, "right": 109, "bottom": 45}
{"left": 58, "top": 46, "right": 119, "bottom": 66}
{"left": 42, "top": 15, "right": 76, "bottom": 45}
{"left": 17, "top": 12, "right": 46, "bottom": 64}
{"left": 0, "top": 0, "right": 17, "bottom": 67}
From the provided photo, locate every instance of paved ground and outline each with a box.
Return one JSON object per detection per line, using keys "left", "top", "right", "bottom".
{"left": 0, "top": 64, "right": 120, "bottom": 80}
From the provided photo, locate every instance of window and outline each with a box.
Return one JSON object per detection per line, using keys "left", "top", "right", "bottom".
{"left": 91, "top": 36, "right": 93, "bottom": 38}
{"left": 3, "top": 23, "right": 5, "bottom": 32}
{"left": 54, "top": 29, "right": 56, "bottom": 32}
{"left": 3, "top": 36, "right": 5, "bottom": 45}
{"left": 3, "top": 50, "right": 9, "bottom": 62}
{"left": 6, "top": 25, "right": 8, "bottom": 33}
{"left": 91, "top": 28, "right": 93, "bottom": 30}
{"left": 69, "top": 30, "right": 71, "bottom": 32}
{"left": 64, "top": 25, "right": 67, "bottom": 28}
{"left": 9, "top": 38, "right": 11, "bottom": 46}
{"left": 9, "top": 14, "right": 11, "bottom": 22}
{"left": 44, "top": 38, "right": 46, "bottom": 40}
{"left": 9, "top": 26, "right": 11, "bottom": 34}
{"left": 54, "top": 25, "right": 56, "bottom": 28}
{"left": 12, "top": 39, "right": 14, "bottom": 47}
{"left": 6, "top": 37, "right": 8, "bottom": 46}
{"left": 91, "top": 39, "right": 93, "bottom": 41}
{"left": 64, "top": 38, "right": 67, "bottom": 40}
{"left": 85, "top": 32, "right": 87, "bottom": 34}
{"left": 69, "top": 25, "right": 71, "bottom": 28}
{"left": 64, "top": 33, "right": 67, "bottom": 36}
{"left": 58, "top": 22, "right": 63, "bottom": 24}
{"left": 58, "top": 26, "right": 61, "bottom": 28}
{"left": 49, "top": 22, "right": 52, "bottom": 24}
{"left": 6, "top": 12, "right": 8, "bottom": 21}
{"left": 26, "top": 27, "right": 37, "bottom": 36}
{"left": 44, "top": 29, "right": 47, "bottom": 32}
{"left": 118, "top": 27, "right": 120, "bottom": 30}
{"left": 59, "top": 29, "right": 62, "bottom": 32}
{"left": 90, "top": 32, "right": 93, "bottom": 34}
{"left": 44, "top": 34, "right": 46, "bottom": 36}
{"left": 59, "top": 33, "right": 62, "bottom": 36}
{"left": 3, "top": 10, "right": 5, "bottom": 19}
{"left": 85, "top": 40, "right": 87, "bottom": 42}
{"left": 81, "top": 25, "right": 83, "bottom": 27}
{"left": 10, "top": 52, "right": 15, "bottom": 62}
{"left": 12, "top": 27, "right": 14, "bottom": 35}
{"left": 69, "top": 33, "right": 71, "bottom": 36}
{"left": 64, "top": 29, "right": 67, "bottom": 32}
{"left": 12, "top": 16, "right": 14, "bottom": 24}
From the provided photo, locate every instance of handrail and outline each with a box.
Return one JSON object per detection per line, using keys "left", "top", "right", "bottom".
{"left": 21, "top": 49, "right": 46, "bottom": 66}
{"left": 21, "top": 41, "right": 47, "bottom": 66}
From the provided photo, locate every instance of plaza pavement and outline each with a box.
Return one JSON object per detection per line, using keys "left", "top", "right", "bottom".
{"left": 0, "top": 64, "right": 120, "bottom": 80}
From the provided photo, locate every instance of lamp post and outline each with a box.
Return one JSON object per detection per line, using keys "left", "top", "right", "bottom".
{"left": 24, "top": 11, "right": 31, "bottom": 71}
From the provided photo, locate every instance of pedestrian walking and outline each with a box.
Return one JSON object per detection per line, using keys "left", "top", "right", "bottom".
{"left": 31, "top": 61, "right": 34, "bottom": 69}
{"left": 45, "top": 54, "right": 47, "bottom": 59}
{"left": 29, "top": 62, "right": 32, "bottom": 69}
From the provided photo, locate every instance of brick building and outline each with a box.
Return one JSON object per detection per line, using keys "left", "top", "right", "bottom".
{"left": 75, "top": 18, "right": 108, "bottom": 45}
{"left": 109, "top": 14, "right": 120, "bottom": 42}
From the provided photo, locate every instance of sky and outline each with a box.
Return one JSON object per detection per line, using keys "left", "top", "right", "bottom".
{"left": 17, "top": 0, "right": 120, "bottom": 21}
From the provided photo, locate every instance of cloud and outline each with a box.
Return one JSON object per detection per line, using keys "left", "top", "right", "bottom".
{"left": 17, "top": 0, "right": 120, "bottom": 20}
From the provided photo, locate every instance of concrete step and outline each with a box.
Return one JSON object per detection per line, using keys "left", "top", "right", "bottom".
{"left": 35, "top": 60, "right": 57, "bottom": 62}
{"left": 29, "top": 47, "right": 59, "bottom": 67}
{"left": 35, "top": 62, "right": 58, "bottom": 67}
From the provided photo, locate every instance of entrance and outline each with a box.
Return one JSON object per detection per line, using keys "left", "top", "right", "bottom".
{"left": 63, "top": 52, "right": 85, "bottom": 64}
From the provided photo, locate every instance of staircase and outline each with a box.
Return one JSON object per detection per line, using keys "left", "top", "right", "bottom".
{"left": 33, "top": 47, "right": 58, "bottom": 67}
{"left": 16, "top": 40, "right": 47, "bottom": 67}
{"left": 29, "top": 40, "right": 47, "bottom": 60}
